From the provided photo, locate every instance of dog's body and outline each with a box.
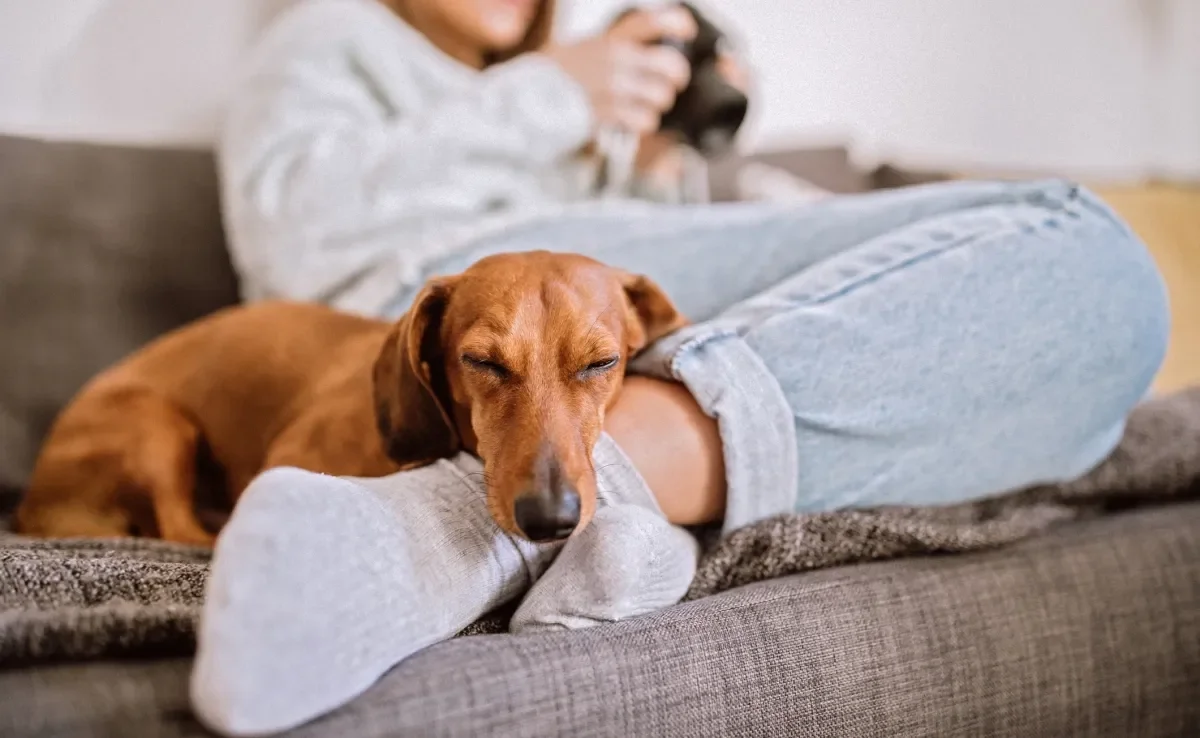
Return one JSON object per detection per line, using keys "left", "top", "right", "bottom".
{"left": 16, "top": 301, "right": 400, "bottom": 545}
{"left": 16, "top": 252, "right": 685, "bottom": 546}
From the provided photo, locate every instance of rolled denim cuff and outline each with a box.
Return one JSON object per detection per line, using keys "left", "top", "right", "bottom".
{"left": 629, "top": 326, "right": 799, "bottom": 532}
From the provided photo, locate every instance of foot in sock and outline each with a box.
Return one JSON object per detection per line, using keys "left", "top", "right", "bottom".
{"left": 190, "top": 454, "right": 560, "bottom": 736}
{"left": 510, "top": 435, "right": 699, "bottom": 632}
{"left": 190, "top": 435, "right": 697, "bottom": 737}
{"left": 510, "top": 503, "right": 699, "bottom": 632}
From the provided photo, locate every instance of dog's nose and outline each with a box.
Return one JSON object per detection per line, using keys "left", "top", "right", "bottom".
{"left": 513, "top": 487, "right": 581, "bottom": 542}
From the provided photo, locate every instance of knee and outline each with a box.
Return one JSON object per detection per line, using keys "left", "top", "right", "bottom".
{"left": 1036, "top": 182, "right": 1170, "bottom": 406}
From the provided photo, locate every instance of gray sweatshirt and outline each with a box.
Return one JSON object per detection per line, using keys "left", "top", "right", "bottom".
{"left": 219, "top": 0, "right": 707, "bottom": 316}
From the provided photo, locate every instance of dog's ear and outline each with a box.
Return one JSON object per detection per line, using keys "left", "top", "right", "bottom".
{"left": 619, "top": 271, "right": 688, "bottom": 354}
{"left": 373, "top": 278, "right": 460, "bottom": 466}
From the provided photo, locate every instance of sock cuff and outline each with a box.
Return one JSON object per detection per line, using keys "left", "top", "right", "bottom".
{"left": 592, "top": 433, "right": 665, "bottom": 516}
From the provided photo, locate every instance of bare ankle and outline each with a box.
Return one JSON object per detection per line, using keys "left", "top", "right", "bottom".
{"left": 605, "top": 376, "right": 726, "bottom": 525}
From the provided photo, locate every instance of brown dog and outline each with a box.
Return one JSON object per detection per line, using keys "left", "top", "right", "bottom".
{"left": 15, "top": 251, "right": 685, "bottom": 546}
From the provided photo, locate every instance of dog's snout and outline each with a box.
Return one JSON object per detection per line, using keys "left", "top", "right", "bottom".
{"left": 512, "top": 451, "right": 583, "bottom": 542}
{"left": 514, "top": 487, "right": 581, "bottom": 542}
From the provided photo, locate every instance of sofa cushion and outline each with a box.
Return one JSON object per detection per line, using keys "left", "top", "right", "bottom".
{"left": 0, "top": 135, "right": 240, "bottom": 504}
{"left": 1, "top": 503, "right": 1197, "bottom": 737}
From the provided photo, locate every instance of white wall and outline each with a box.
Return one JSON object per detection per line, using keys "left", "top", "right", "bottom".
{"left": 0, "top": 0, "right": 295, "bottom": 145}
{"left": 564, "top": 0, "right": 1200, "bottom": 181}
{"left": 1, "top": 0, "right": 1197, "bottom": 181}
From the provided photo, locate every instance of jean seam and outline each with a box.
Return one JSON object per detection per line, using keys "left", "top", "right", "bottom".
{"left": 775, "top": 192, "right": 1104, "bottom": 319}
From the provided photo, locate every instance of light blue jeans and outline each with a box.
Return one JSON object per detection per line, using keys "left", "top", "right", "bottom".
{"left": 396, "top": 180, "right": 1170, "bottom": 530}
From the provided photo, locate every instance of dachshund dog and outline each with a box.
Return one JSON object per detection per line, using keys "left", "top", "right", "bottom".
{"left": 15, "top": 251, "right": 686, "bottom": 546}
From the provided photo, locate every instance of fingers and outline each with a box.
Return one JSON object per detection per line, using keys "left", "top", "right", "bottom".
{"left": 604, "top": 43, "right": 691, "bottom": 134}
{"left": 547, "top": 7, "right": 699, "bottom": 136}
{"left": 608, "top": 102, "right": 660, "bottom": 136}
{"left": 611, "top": 69, "right": 672, "bottom": 114}
{"left": 598, "top": 80, "right": 664, "bottom": 136}
{"left": 629, "top": 43, "right": 691, "bottom": 91}
{"left": 609, "top": 6, "right": 698, "bottom": 44}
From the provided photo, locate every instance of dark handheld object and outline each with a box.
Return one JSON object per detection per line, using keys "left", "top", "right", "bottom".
{"left": 656, "top": 2, "right": 749, "bottom": 155}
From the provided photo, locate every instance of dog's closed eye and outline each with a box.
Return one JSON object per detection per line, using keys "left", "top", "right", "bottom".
{"left": 578, "top": 356, "right": 620, "bottom": 379}
{"left": 462, "top": 354, "right": 510, "bottom": 380}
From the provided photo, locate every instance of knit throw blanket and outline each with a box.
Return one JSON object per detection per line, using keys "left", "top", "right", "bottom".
{"left": 3, "top": 387, "right": 1198, "bottom": 666}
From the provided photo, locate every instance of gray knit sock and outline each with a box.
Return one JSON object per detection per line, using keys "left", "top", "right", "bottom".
{"left": 190, "top": 457, "right": 560, "bottom": 737}
{"left": 510, "top": 435, "right": 698, "bottom": 632}
{"left": 190, "top": 436, "right": 696, "bottom": 737}
{"left": 510, "top": 503, "right": 698, "bottom": 632}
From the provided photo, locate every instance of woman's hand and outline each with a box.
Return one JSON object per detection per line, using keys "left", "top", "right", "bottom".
{"left": 542, "top": 6, "right": 697, "bottom": 136}
{"left": 634, "top": 49, "right": 754, "bottom": 176}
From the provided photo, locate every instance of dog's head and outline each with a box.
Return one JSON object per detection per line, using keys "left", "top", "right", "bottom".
{"left": 373, "top": 251, "right": 686, "bottom": 541}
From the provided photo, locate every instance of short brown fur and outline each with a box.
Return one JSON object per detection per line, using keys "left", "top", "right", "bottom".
{"left": 15, "top": 251, "right": 684, "bottom": 545}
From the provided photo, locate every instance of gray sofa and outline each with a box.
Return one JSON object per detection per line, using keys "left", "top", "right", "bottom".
{"left": 1, "top": 133, "right": 1198, "bottom": 737}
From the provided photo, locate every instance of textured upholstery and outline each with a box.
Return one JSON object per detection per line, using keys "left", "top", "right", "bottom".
{"left": 1, "top": 504, "right": 1197, "bottom": 737}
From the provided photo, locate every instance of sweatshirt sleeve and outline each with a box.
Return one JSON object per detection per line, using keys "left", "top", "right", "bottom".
{"left": 221, "top": 53, "right": 593, "bottom": 229}
{"left": 218, "top": 3, "right": 594, "bottom": 307}
{"left": 222, "top": 52, "right": 595, "bottom": 234}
